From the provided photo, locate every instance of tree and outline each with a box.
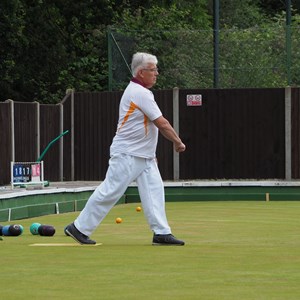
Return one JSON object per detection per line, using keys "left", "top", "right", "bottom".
{"left": 1, "top": 0, "right": 300, "bottom": 103}
{"left": 0, "top": 0, "right": 126, "bottom": 103}
{"left": 207, "top": 0, "right": 266, "bottom": 28}
{"left": 0, "top": 0, "right": 27, "bottom": 100}
{"left": 110, "top": 3, "right": 212, "bottom": 90}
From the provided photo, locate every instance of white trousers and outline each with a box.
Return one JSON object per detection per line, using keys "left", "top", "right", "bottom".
{"left": 74, "top": 153, "right": 171, "bottom": 236}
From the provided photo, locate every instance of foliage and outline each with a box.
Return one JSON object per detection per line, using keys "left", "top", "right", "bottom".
{"left": 211, "top": 0, "right": 266, "bottom": 28}
{"left": 0, "top": 0, "right": 117, "bottom": 103}
{"left": 110, "top": 4, "right": 212, "bottom": 90}
{"left": 0, "top": 0, "right": 27, "bottom": 100}
{"left": 1, "top": 1, "right": 300, "bottom": 102}
{"left": 109, "top": 2, "right": 298, "bottom": 90}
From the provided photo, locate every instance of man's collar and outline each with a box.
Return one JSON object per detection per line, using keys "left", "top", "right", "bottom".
{"left": 131, "top": 77, "right": 146, "bottom": 88}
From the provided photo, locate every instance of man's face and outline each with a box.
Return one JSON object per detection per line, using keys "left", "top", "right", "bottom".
{"left": 137, "top": 63, "right": 159, "bottom": 88}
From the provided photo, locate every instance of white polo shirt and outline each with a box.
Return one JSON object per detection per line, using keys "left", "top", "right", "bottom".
{"left": 110, "top": 80, "right": 162, "bottom": 158}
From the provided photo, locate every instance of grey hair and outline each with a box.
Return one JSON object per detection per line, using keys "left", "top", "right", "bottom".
{"left": 131, "top": 52, "right": 158, "bottom": 77}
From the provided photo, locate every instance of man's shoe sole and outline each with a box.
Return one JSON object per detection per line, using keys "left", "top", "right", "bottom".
{"left": 65, "top": 228, "right": 83, "bottom": 245}
{"left": 152, "top": 242, "right": 185, "bottom": 246}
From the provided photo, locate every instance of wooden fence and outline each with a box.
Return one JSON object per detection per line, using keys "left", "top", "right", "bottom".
{"left": 1, "top": 87, "right": 300, "bottom": 185}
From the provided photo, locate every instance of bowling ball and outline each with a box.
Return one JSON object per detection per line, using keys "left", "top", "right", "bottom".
{"left": 30, "top": 223, "right": 41, "bottom": 235}
{"left": 38, "top": 225, "right": 56, "bottom": 236}
{"left": 9, "top": 224, "right": 22, "bottom": 236}
{"left": 2, "top": 225, "right": 11, "bottom": 236}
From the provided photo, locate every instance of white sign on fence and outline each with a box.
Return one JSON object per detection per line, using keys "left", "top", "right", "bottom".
{"left": 186, "top": 94, "right": 202, "bottom": 106}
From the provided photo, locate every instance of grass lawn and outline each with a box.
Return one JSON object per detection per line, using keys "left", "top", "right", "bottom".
{"left": 1, "top": 201, "right": 300, "bottom": 300}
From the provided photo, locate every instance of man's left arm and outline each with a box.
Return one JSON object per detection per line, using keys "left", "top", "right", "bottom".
{"left": 153, "top": 116, "right": 186, "bottom": 153}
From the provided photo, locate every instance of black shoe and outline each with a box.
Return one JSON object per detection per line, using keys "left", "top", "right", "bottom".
{"left": 65, "top": 223, "right": 96, "bottom": 245}
{"left": 152, "top": 234, "right": 185, "bottom": 246}
{"left": 64, "top": 226, "right": 70, "bottom": 236}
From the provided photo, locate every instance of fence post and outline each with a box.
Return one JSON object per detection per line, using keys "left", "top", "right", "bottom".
{"left": 71, "top": 90, "right": 75, "bottom": 181}
{"left": 59, "top": 103, "right": 64, "bottom": 181}
{"left": 173, "top": 87, "right": 180, "bottom": 180}
{"left": 285, "top": 86, "right": 292, "bottom": 180}
{"left": 35, "top": 101, "right": 40, "bottom": 160}
{"left": 6, "top": 99, "right": 15, "bottom": 162}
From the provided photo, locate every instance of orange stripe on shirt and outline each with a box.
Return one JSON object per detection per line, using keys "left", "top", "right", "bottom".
{"left": 119, "top": 101, "right": 139, "bottom": 130}
{"left": 144, "top": 115, "right": 148, "bottom": 135}
{"left": 118, "top": 101, "right": 149, "bottom": 135}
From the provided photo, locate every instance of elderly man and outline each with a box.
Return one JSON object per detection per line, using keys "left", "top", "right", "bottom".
{"left": 66, "top": 52, "right": 186, "bottom": 246}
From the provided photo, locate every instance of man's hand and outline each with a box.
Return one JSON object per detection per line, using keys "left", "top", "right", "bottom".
{"left": 175, "top": 142, "right": 186, "bottom": 153}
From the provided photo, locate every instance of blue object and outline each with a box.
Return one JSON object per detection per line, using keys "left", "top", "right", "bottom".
{"left": 2, "top": 225, "right": 12, "bottom": 236}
